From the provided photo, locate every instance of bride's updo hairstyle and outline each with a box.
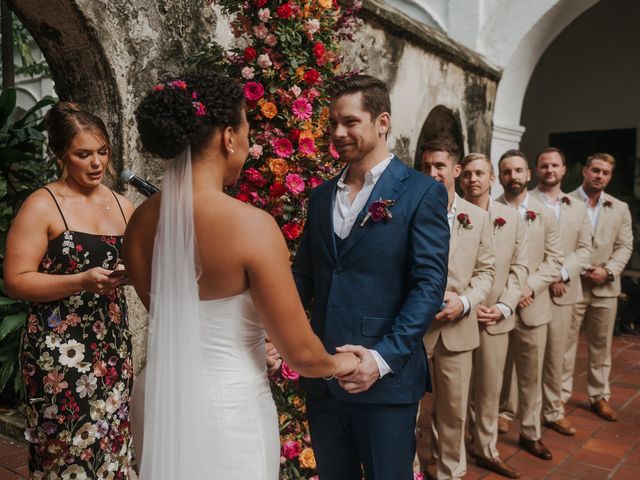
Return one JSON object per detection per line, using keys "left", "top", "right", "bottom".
{"left": 135, "top": 72, "right": 244, "bottom": 159}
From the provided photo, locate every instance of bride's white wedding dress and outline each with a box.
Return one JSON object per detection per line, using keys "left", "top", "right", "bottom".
{"left": 133, "top": 149, "right": 279, "bottom": 479}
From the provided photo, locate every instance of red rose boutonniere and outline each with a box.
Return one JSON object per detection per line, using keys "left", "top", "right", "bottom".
{"left": 361, "top": 198, "right": 395, "bottom": 227}
{"left": 561, "top": 196, "right": 571, "bottom": 206}
{"left": 457, "top": 213, "right": 472, "bottom": 234}
{"left": 603, "top": 200, "right": 613, "bottom": 209}
{"left": 526, "top": 210, "right": 537, "bottom": 225}
{"left": 493, "top": 216, "right": 506, "bottom": 234}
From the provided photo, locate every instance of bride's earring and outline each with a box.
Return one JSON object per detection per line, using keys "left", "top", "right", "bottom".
{"left": 228, "top": 148, "right": 235, "bottom": 154}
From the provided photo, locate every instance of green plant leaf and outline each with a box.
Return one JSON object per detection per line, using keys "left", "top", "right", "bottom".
{"left": 0, "top": 89, "right": 17, "bottom": 129}
{"left": 0, "top": 312, "right": 26, "bottom": 342}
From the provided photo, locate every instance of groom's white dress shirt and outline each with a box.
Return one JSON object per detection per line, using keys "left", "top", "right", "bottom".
{"left": 333, "top": 155, "right": 393, "bottom": 378}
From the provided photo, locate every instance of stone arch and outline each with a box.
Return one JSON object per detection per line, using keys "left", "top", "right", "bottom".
{"left": 414, "top": 105, "right": 464, "bottom": 168}
{"left": 489, "top": 0, "right": 599, "bottom": 167}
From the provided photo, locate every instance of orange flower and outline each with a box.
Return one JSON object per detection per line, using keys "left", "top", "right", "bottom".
{"left": 299, "top": 447, "right": 317, "bottom": 469}
{"left": 295, "top": 66, "right": 306, "bottom": 81}
{"left": 318, "top": 0, "right": 332, "bottom": 8}
{"left": 269, "top": 158, "right": 289, "bottom": 176}
{"left": 299, "top": 129, "right": 315, "bottom": 141}
{"left": 261, "top": 101, "right": 278, "bottom": 119}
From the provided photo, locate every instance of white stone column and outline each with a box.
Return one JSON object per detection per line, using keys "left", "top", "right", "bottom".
{"left": 490, "top": 122, "right": 526, "bottom": 196}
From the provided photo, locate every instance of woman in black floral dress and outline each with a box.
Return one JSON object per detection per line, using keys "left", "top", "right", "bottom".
{"left": 4, "top": 102, "right": 136, "bottom": 478}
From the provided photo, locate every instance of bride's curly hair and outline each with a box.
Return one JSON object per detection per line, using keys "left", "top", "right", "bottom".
{"left": 135, "top": 72, "right": 244, "bottom": 159}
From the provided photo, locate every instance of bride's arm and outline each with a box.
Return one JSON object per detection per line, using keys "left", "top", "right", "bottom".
{"left": 244, "top": 210, "right": 356, "bottom": 378}
{"left": 123, "top": 195, "right": 161, "bottom": 310}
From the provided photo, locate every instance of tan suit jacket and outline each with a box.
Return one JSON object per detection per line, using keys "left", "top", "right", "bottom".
{"left": 530, "top": 188, "right": 592, "bottom": 305}
{"left": 425, "top": 196, "right": 495, "bottom": 353}
{"left": 484, "top": 201, "right": 528, "bottom": 335}
{"left": 571, "top": 189, "right": 633, "bottom": 298}
{"left": 496, "top": 194, "right": 563, "bottom": 327}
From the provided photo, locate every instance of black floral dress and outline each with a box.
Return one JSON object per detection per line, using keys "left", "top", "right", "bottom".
{"left": 20, "top": 187, "right": 135, "bottom": 479}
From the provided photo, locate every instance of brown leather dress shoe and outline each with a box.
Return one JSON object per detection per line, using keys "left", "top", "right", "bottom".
{"left": 546, "top": 417, "right": 576, "bottom": 436}
{"left": 476, "top": 456, "right": 521, "bottom": 478}
{"left": 591, "top": 399, "right": 618, "bottom": 421}
{"left": 498, "top": 416, "right": 510, "bottom": 434}
{"left": 518, "top": 435, "right": 552, "bottom": 460}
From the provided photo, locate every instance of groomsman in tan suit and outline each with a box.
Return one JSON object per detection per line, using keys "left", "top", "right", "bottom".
{"left": 562, "top": 153, "right": 633, "bottom": 421}
{"left": 530, "top": 147, "right": 592, "bottom": 436}
{"left": 461, "top": 153, "right": 528, "bottom": 479}
{"left": 417, "top": 139, "right": 495, "bottom": 480}
{"left": 496, "top": 150, "right": 563, "bottom": 460}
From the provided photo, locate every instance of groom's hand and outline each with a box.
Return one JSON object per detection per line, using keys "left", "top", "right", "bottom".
{"left": 335, "top": 345, "right": 380, "bottom": 394}
{"left": 434, "top": 291, "right": 464, "bottom": 321}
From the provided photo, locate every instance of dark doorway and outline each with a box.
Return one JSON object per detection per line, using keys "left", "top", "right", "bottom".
{"left": 549, "top": 128, "right": 636, "bottom": 199}
{"left": 414, "top": 105, "right": 464, "bottom": 169}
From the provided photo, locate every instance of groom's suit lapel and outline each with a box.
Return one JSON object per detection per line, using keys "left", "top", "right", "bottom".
{"left": 318, "top": 175, "right": 340, "bottom": 263}
{"left": 338, "top": 156, "right": 408, "bottom": 260}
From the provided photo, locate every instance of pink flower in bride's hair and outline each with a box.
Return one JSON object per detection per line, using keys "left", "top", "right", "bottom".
{"left": 281, "top": 362, "right": 300, "bottom": 381}
{"left": 291, "top": 97, "right": 313, "bottom": 120}
{"left": 282, "top": 440, "right": 301, "bottom": 460}
{"left": 299, "top": 137, "right": 316, "bottom": 156}
{"left": 244, "top": 81, "right": 264, "bottom": 101}
{"left": 285, "top": 174, "right": 305, "bottom": 195}
{"left": 273, "top": 137, "right": 293, "bottom": 158}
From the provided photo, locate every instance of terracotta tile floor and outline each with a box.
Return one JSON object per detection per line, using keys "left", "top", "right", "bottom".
{"left": 1, "top": 332, "right": 639, "bottom": 479}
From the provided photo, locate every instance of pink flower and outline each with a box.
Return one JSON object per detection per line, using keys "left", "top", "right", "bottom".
{"left": 291, "top": 97, "right": 313, "bottom": 120}
{"left": 414, "top": 473, "right": 425, "bottom": 480}
{"left": 329, "top": 143, "right": 340, "bottom": 159}
{"left": 285, "top": 173, "right": 305, "bottom": 195}
{"left": 244, "top": 81, "right": 264, "bottom": 102}
{"left": 299, "top": 137, "right": 316, "bottom": 156}
{"left": 273, "top": 137, "right": 293, "bottom": 158}
{"left": 248, "top": 144, "right": 263, "bottom": 159}
{"left": 169, "top": 80, "right": 187, "bottom": 90}
{"left": 245, "top": 168, "right": 268, "bottom": 187}
{"left": 257, "top": 53, "right": 272, "bottom": 69}
{"left": 265, "top": 34, "right": 277, "bottom": 47}
{"left": 258, "top": 8, "right": 271, "bottom": 22}
{"left": 282, "top": 440, "right": 301, "bottom": 460}
{"left": 282, "top": 222, "right": 302, "bottom": 240}
{"left": 252, "top": 23, "right": 268, "bottom": 40}
{"left": 290, "top": 85, "right": 302, "bottom": 97}
{"left": 304, "top": 19, "right": 320, "bottom": 35}
{"left": 241, "top": 66, "right": 255, "bottom": 80}
{"left": 309, "top": 177, "right": 323, "bottom": 189}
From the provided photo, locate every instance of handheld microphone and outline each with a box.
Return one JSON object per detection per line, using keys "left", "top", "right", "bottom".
{"left": 120, "top": 170, "right": 160, "bottom": 197}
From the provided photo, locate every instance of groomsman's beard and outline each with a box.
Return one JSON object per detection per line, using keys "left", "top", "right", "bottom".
{"left": 503, "top": 181, "right": 527, "bottom": 196}
{"left": 539, "top": 176, "right": 561, "bottom": 188}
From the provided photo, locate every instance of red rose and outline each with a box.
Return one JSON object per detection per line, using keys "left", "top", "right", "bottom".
{"left": 494, "top": 217, "right": 506, "bottom": 227}
{"left": 269, "top": 182, "right": 287, "bottom": 197}
{"left": 243, "top": 46, "right": 257, "bottom": 63}
{"left": 313, "top": 42, "right": 325, "bottom": 58}
{"left": 526, "top": 210, "right": 537, "bottom": 222}
{"left": 235, "top": 192, "right": 250, "bottom": 203}
{"left": 254, "top": 0, "right": 268, "bottom": 6}
{"left": 282, "top": 221, "right": 302, "bottom": 240}
{"left": 288, "top": 128, "right": 302, "bottom": 142}
{"left": 303, "top": 68, "right": 321, "bottom": 85}
{"left": 276, "top": 3, "right": 293, "bottom": 18}
{"left": 281, "top": 439, "right": 301, "bottom": 460}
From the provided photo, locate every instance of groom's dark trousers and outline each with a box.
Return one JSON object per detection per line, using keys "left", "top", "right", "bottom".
{"left": 293, "top": 157, "right": 449, "bottom": 479}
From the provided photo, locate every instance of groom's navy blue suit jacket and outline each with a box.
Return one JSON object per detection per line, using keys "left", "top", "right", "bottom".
{"left": 293, "top": 156, "right": 449, "bottom": 404}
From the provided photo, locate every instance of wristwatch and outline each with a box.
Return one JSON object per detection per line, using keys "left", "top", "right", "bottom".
{"left": 604, "top": 268, "right": 614, "bottom": 282}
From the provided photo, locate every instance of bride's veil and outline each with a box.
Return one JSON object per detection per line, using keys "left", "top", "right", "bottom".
{"left": 139, "top": 146, "right": 214, "bottom": 478}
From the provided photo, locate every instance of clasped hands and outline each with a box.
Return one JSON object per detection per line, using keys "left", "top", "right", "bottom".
{"left": 265, "top": 338, "right": 379, "bottom": 394}
{"left": 582, "top": 265, "right": 609, "bottom": 286}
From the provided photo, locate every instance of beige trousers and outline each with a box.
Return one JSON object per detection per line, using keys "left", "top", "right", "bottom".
{"left": 542, "top": 303, "right": 574, "bottom": 422}
{"left": 417, "top": 338, "right": 473, "bottom": 480}
{"left": 469, "top": 329, "right": 509, "bottom": 459}
{"left": 499, "top": 318, "right": 547, "bottom": 440}
{"left": 562, "top": 290, "right": 617, "bottom": 404}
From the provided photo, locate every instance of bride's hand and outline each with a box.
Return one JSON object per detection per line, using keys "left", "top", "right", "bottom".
{"left": 333, "top": 352, "right": 359, "bottom": 377}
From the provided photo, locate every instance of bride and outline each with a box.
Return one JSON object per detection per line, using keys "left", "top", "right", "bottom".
{"left": 123, "top": 72, "right": 358, "bottom": 479}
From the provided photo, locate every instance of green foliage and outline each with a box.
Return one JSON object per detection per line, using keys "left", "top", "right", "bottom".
{"left": 0, "top": 15, "right": 51, "bottom": 79}
{"left": 0, "top": 88, "right": 56, "bottom": 403}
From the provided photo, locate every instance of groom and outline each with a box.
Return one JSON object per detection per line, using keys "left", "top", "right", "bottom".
{"left": 293, "top": 75, "right": 450, "bottom": 479}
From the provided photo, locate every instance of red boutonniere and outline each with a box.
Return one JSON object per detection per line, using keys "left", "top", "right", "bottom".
{"left": 603, "top": 200, "right": 613, "bottom": 209}
{"left": 360, "top": 198, "right": 395, "bottom": 227}
{"left": 493, "top": 216, "right": 506, "bottom": 234}
{"left": 526, "top": 210, "right": 537, "bottom": 225}
{"left": 457, "top": 212, "right": 472, "bottom": 234}
{"left": 561, "top": 196, "right": 571, "bottom": 206}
